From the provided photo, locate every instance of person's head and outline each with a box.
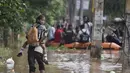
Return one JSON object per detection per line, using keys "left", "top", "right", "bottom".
{"left": 61, "top": 24, "right": 64, "bottom": 29}
{"left": 83, "top": 16, "right": 89, "bottom": 23}
{"left": 36, "top": 15, "right": 46, "bottom": 25}
{"left": 56, "top": 24, "right": 60, "bottom": 29}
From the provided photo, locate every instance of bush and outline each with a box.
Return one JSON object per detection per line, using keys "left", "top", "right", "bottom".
{"left": 0, "top": 47, "right": 12, "bottom": 66}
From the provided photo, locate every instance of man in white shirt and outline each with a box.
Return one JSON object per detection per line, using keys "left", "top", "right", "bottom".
{"left": 82, "top": 16, "right": 93, "bottom": 41}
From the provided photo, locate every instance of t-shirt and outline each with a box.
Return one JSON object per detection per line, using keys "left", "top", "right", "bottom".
{"left": 54, "top": 29, "right": 63, "bottom": 43}
{"left": 37, "top": 24, "right": 47, "bottom": 40}
{"left": 37, "top": 24, "right": 48, "bottom": 44}
{"left": 48, "top": 26, "right": 55, "bottom": 40}
{"left": 84, "top": 22, "right": 93, "bottom": 35}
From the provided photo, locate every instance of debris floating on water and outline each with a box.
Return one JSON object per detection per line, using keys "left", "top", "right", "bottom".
{"left": 110, "top": 71, "right": 115, "bottom": 73}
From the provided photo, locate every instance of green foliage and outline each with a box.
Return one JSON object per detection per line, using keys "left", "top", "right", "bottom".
{"left": 58, "top": 45, "right": 69, "bottom": 50}
{"left": 0, "top": 0, "right": 66, "bottom": 47}
{"left": 104, "top": 0, "right": 125, "bottom": 17}
{"left": 0, "top": 0, "right": 66, "bottom": 34}
{"left": 26, "top": 0, "right": 66, "bottom": 25}
{"left": 0, "top": 47, "right": 12, "bottom": 58}
{"left": 47, "top": 45, "right": 68, "bottom": 51}
{"left": 47, "top": 46, "right": 57, "bottom": 50}
{"left": 0, "top": 47, "right": 12, "bottom": 66}
{"left": 0, "top": 0, "right": 26, "bottom": 33}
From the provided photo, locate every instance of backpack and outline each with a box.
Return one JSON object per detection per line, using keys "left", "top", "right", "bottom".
{"left": 80, "top": 30, "right": 89, "bottom": 43}
{"left": 65, "top": 30, "right": 73, "bottom": 37}
{"left": 27, "top": 24, "right": 39, "bottom": 44}
{"left": 64, "top": 29, "right": 74, "bottom": 43}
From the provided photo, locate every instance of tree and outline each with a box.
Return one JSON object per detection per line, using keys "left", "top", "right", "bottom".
{"left": 24, "top": 0, "right": 66, "bottom": 25}
{"left": 0, "top": 0, "right": 26, "bottom": 46}
{"left": 68, "top": 0, "right": 76, "bottom": 27}
{"left": 122, "top": 0, "right": 130, "bottom": 73}
{"left": 104, "top": 0, "right": 125, "bottom": 17}
{"left": 0, "top": 0, "right": 66, "bottom": 47}
{"left": 78, "top": 0, "right": 83, "bottom": 25}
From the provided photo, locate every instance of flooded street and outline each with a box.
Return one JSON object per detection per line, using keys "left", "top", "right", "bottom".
{"left": 48, "top": 50, "right": 90, "bottom": 73}
{"left": 100, "top": 50, "right": 122, "bottom": 73}
{"left": 0, "top": 0, "right": 128, "bottom": 72}
{"left": 0, "top": 49, "right": 122, "bottom": 73}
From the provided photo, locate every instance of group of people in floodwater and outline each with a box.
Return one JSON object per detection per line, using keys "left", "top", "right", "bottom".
{"left": 47, "top": 16, "right": 93, "bottom": 45}
{"left": 47, "top": 16, "right": 122, "bottom": 46}
{"left": 17, "top": 14, "right": 122, "bottom": 73}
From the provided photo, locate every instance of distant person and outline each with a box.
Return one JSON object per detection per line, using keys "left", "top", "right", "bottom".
{"left": 48, "top": 25, "right": 55, "bottom": 41}
{"left": 77, "top": 24, "right": 90, "bottom": 43}
{"left": 54, "top": 24, "right": 63, "bottom": 43}
{"left": 74, "top": 26, "right": 80, "bottom": 42}
{"left": 83, "top": 16, "right": 93, "bottom": 41}
{"left": 106, "top": 28, "right": 122, "bottom": 46}
{"left": 106, "top": 34, "right": 122, "bottom": 46}
{"left": 63, "top": 24, "right": 74, "bottom": 44}
{"left": 63, "top": 18, "right": 69, "bottom": 30}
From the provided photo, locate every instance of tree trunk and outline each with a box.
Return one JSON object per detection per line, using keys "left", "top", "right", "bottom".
{"left": 78, "top": 0, "right": 83, "bottom": 25}
{"left": 68, "top": 0, "right": 76, "bottom": 28}
{"left": 122, "top": 0, "right": 130, "bottom": 72}
{"left": 65, "top": 0, "right": 69, "bottom": 19}
{"left": 14, "top": 32, "right": 18, "bottom": 42}
{"left": 122, "top": 23, "right": 130, "bottom": 73}
{"left": 90, "top": 0, "right": 104, "bottom": 73}
{"left": 0, "top": 27, "right": 3, "bottom": 47}
{"left": 91, "top": 0, "right": 104, "bottom": 58}
{"left": 13, "top": 29, "right": 19, "bottom": 48}
{"left": 3, "top": 27, "right": 9, "bottom": 47}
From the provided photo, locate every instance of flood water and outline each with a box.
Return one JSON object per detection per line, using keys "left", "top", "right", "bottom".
{"left": 0, "top": 48, "right": 122, "bottom": 73}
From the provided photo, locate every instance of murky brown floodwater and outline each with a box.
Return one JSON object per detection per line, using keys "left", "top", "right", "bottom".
{"left": 0, "top": 48, "right": 122, "bottom": 73}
